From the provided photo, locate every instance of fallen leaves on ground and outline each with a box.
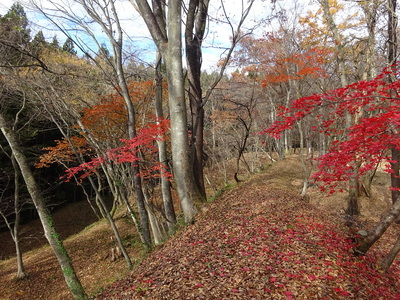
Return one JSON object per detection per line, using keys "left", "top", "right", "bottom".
{"left": 1, "top": 156, "right": 399, "bottom": 299}
{"left": 95, "top": 176, "right": 400, "bottom": 300}
{"left": 0, "top": 202, "right": 142, "bottom": 300}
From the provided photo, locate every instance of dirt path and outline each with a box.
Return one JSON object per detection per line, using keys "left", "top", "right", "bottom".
{"left": 95, "top": 170, "right": 400, "bottom": 299}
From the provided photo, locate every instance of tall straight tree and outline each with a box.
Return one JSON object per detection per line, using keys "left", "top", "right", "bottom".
{"left": 185, "top": 0, "right": 210, "bottom": 199}
{"left": 134, "top": 0, "right": 200, "bottom": 223}
{"left": 31, "top": 0, "right": 152, "bottom": 247}
{"left": 133, "top": 0, "right": 176, "bottom": 233}
{"left": 0, "top": 4, "right": 86, "bottom": 295}
{"left": 387, "top": 0, "right": 400, "bottom": 206}
{"left": 154, "top": 53, "right": 177, "bottom": 231}
{"left": 0, "top": 112, "right": 87, "bottom": 299}
{"left": 318, "top": 0, "right": 360, "bottom": 215}
{"left": 368, "top": 0, "right": 400, "bottom": 272}
{"left": 77, "top": 0, "right": 151, "bottom": 248}
{"left": 185, "top": 0, "right": 256, "bottom": 199}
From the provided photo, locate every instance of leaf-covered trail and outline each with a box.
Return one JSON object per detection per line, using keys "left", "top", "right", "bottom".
{"left": 95, "top": 173, "right": 400, "bottom": 299}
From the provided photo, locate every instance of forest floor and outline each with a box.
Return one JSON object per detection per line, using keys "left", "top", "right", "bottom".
{"left": 1, "top": 155, "right": 400, "bottom": 299}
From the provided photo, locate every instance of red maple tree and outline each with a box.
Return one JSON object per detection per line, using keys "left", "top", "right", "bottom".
{"left": 264, "top": 66, "right": 400, "bottom": 194}
{"left": 262, "top": 65, "right": 400, "bottom": 269}
{"left": 63, "top": 117, "right": 171, "bottom": 182}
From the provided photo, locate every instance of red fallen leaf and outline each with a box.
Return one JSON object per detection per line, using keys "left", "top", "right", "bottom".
{"left": 334, "top": 287, "right": 351, "bottom": 296}
{"left": 92, "top": 166, "right": 400, "bottom": 300}
{"left": 194, "top": 284, "right": 203, "bottom": 288}
{"left": 285, "top": 291, "right": 294, "bottom": 299}
{"left": 270, "top": 276, "right": 278, "bottom": 283}
{"left": 307, "top": 274, "right": 317, "bottom": 281}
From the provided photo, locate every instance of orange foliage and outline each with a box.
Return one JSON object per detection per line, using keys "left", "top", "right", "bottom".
{"left": 234, "top": 33, "right": 331, "bottom": 87}
{"left": 81, "top": 80, "right": 167, "bottom": 141}
{"left": 37, "top": 80, "right": 168, "bottom": 169}
{"left": 35, "top": 136, "right": 91, "bottom": 168}
{"left": 262, "top": 47, "right": 330, "bottom": 87}
{"left": 80, "top": 94, "right": 128, "bottom": 141}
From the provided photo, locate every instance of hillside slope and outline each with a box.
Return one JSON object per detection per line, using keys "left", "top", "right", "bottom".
{"left": 95, "top": 164, "right": 400, "bottom": 299}
{"left": 1, "top": 156, "right": 400, "bottom": 299}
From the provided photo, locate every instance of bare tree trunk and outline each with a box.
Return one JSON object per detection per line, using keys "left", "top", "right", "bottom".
{"left": 134, "top": 0, "right": 199, "bottom": 224}
{"left": 377, "top": 0, "right": 400, "bottom": 272}
{"left": 319, "top": 0, "right": 360, "bottom": 215}
{"left": 0, "top": 113, "right": 87, "bottom": 300}
{"left": 357, "top": 198, "right": 400, "bottom": 255}
{"left": 79, "top": 0, "right": 151, "bottom": 248}
{"left": 382, "top": 233, "right": 400, "bottom": 272}
{"left": 134, "top": 0, "right": 255, "bottom": 223}
{"left": 96, "top": 192, "right": 133, "bottom": 268}
{"left": 143, "top": 188, "right": 166, "bottom": 245}
{"left": 11, "top": 154, "right": 26, "bottom": 279}
{"left": 185, "top": 0, "right": 210, "bottom": 200}
{"left": 234, "top": 117, "right": 251, "bottom": 183}
{"left": 346, "top": 160, "right": 361, "bottom": 216}
{"left": 319, "top": 0, "right": 348, "bottom": 87}
{"left": 0, "top": 152, "right": 26, "bottom": 279}
{"left": 296, "top": 121, "right": 311, "bottom": 198}
{"left": 388, "top": 0, "right": 400, "bottom": 206}
{"left": 390, "top": 147, "right": 400, "bottom": 204}
{"left": 232, "top": 102, "right": 254, "bottom": 182}
{"left": 356, "top": 0, "right": 400, "bottom": 272}
{"left": 164, "top": 0, "right": 199, "bottom": 224}
{"left": 154, "top": 53, "right": 176, "bottom": 231}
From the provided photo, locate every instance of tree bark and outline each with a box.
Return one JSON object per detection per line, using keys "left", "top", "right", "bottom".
{"left": 390, "top": 147, "right": 400, "bottom": 204}
{"left": 320, "top": 0, "right": 360, "bottom": 215}
{"left": 0, "top": 113, "right": 87, "bottom": 300}
{"left": 143, "top": 187, "right": 166, "bottom": 245}
{"left": 154, "top": 53, "right": 176, "bottom": 231}
{"left": 79, "top": 0, "right": 151, "bottom": 248}
{"left": 377, "top": 0, "right": 400, "bottom": 272}
{"left": 164, "top": 0, "right": 199, "bottom": 223}
{"left": 388, "top": 0, "right": 400, "bottom": 205}
{"left": 185, "top": 0, "right": 210, "bottom": 200}
{"left": 296, "top": 121, "right": 311, "bottom": 198}
{"left": 319, "top": 0, "right": 348, "bottom": 87}
{"left": 0, "top": 153, "right": 26, "bottom": 279}
{"left": 357, "top": 198, "right": 400, "bottom": 255}
{"left": 382, "top": 233, "right": 400, "bottom": 272}
{"left": 135, "top": 0, "right": 200, "bottom": 224}
{"left": 11, "top": 154, "right": 26, "bottom": 279}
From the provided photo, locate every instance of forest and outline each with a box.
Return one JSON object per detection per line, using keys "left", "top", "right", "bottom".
{"left": 1, "top": 0, "right": 400, "bottom": 299}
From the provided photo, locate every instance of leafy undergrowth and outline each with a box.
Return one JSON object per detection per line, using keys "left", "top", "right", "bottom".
{"left": 95, "top": 174, "right": 400, "bottom": 300}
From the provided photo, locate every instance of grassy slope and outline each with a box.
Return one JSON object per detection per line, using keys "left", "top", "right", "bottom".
{"left": 1, "top": 156, "right": 400, "bottom": 299}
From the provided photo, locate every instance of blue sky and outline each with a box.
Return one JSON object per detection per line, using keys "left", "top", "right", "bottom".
{"left": 0, "top": 0, "right": 278, "bottom": 72}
